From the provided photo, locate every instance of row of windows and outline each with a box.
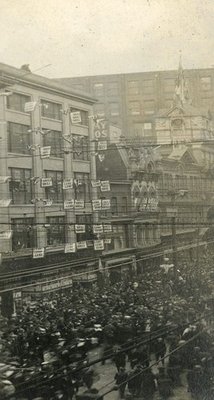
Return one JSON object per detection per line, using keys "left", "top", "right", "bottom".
{"left": 9, "top": 168, "right": 91, "bottom": 204}
{"left": 11, "top": 216, "right": 65, "bottom": 250}
{"left": 159, "top": 174, "right": 214, "bottom": 197}
{"left": 11, "top": 215, "right": 98, "bottom": 251}
{"left": 93, "top": 76, "right": 213, "bottom": 97}
{"left": 7, "top": 122, "right": 89, "bottom": 159}
{"left": 95, "top": 100, "right": 155, "bottom": 117}
{"left": 6, "top": 93, "right": 89, "bottom": 124}
{"left": 100, "top": 196, "right": 128, "bottom": 217}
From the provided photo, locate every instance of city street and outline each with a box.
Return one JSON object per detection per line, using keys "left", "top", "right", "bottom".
{"left": 80, "top": 347, "right": 193, "bottom": 400}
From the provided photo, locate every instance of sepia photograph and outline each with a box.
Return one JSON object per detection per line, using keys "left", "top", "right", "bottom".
{"left": 0, "top": 0, "right": 214, "bottom": 399}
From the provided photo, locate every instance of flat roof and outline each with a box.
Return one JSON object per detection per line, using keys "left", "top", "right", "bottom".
{"left": 0, "top": 62, "right": 97, "bottom": 104}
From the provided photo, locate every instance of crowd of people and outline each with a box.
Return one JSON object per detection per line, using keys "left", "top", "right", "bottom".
{"left": 0, "top": 249, "right": 214, "bottom": 400}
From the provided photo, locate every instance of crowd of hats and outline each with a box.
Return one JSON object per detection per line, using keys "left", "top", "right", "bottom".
{"left": 0, "top": 249, "right": 214, "bottom": 399}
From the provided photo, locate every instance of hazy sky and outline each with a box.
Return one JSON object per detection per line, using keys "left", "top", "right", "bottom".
{"left": 0, "top": 0, "right": 213, "bottom": 78}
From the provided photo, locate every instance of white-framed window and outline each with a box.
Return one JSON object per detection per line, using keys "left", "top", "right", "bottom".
{"left": 128, "top": 80, "right": 139, "bottom": 95}
{"left": 129, "top": 101, "right": 141, "bottom": 115}
{"left": 93, "top": 83, "right": 104, "bottom": 96}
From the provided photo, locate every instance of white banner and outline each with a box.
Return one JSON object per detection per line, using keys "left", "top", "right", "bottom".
{"left": 0, "top": 231, "right": 12, "bottom": 239}
{"left": 43, "top": 199, "right": 53, "bottom": 207}
{"left": 74, "top": 200, "right": 85, "bottom": 209}
{"left": 103, "top": 224, "right": 112, "bottom": 233}
{"left": 33, "top": 248, "right": 45, "bottom": 259}
{"left": 76, "top": 241, "right": 87, "bottom": 249}
{"left": 0, "top": 199, "right": 11, "bottom": 207}
{"left": 100, "top": 180, "right": 110, "bottom": 192}
{"left": 41, "top": 178, "right": 52, "bottom": 187}
{"left": 0, "top": 176, "right": 10, "bottom": 183}
{"left": 70, "top": 111, "right": 81, "bottom": 124}
{"left": 92, "top": 199, "right": 102, "bottom": 211}
{"left": 94, "top": 239, "right": 104, "bottom": 251}
{"left": 93, "top": 224, "right": 103, "bottom": 234}
{"left": 102, "top": 199, "right": 111, "bottom": 210}
{"left": 64, "top": 243, "right": 76, "bottom": 253}
{"left": 75, "top": 224, "right": 85, "bottom": 233}
{"left": 64, "top": 200, "right": 74, "bottom": 210}
{"left": 91, "top": 180, "right": 101, "bottom": 188}
{"left": 63, "top": 179, "right": 73, "bottom": 190}
{"left": 98, "top": 141, "right": 107, "bottom": 151}
{"left": 104, "top": 238, "right": 112, "bottom": 244}
{"left": 24, "top": 101, "right": 37, "bottom": 112}
{"left": 40, "top": 146, "right": 51, "bottom": 159}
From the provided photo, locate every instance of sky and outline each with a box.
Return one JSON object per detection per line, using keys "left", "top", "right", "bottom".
{"left": 0, "top": 0, "right": 213, "bottom": 78}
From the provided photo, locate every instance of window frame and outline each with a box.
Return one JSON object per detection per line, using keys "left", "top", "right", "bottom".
{"left": 7, "top": 122, "right": 31, "bottom": 154}
{"left": 46, "top": 216, "right": 65, "bottom": 246}
{"left": 6, "top": 92, "right": 31, "bottom": 113}
{"left": 74, "top": 172, "right": 90, "bottom": 201}
{"left": 9, "top": 168, "right": 33, "bottom": 204}
{"left": 43, "top": 129, "right": 63, "bottom": 158}
{"left": 45, "top": 170, "right": 63, "bottom": 203}
{"left": 11, "top": 217, "right": 35, "bottom": 251}
{"left": 41, "top": 99, "right": 62, "bottom": 121}
{"left": 72, "top": 135, "right": 89, "bottom": 161}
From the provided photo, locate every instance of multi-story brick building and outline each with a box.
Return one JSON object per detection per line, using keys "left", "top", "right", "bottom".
{"left": 56, "top": 65, "right": 214, "bottom": 141}
{"left": 0, "top": 62, "right": 99, "bottom": 269}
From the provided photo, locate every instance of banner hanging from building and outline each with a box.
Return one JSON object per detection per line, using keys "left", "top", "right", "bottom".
{"left": 64, "top": 243, "right": 76, "bottom": 253}
{"left": 33, "top": 248, "right": 45, "bottom": 259}
{"left": 94, "top": 239, "right": 104, "bottom": 251}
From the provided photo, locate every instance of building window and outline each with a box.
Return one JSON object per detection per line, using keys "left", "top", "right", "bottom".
{"left": 108, "top": 82, "right": 118, "bottom": 96}
{"left": 111, "top": 197, "right": 118, "bottom": 215}
{"left": 8, "top": 122, "right": 31, "bottom": 154}
{"left": 201, "top": 98, "right": 212, "bottom": 109}
{"left": 45, "top": 171, "right": 63, "bottom": 203}
{"left": 200, "top": 77, "right": 212, "bottom": 91}
{"left": 100, "top": 196, "right": 108, "bottom": 218}
{"left": 73, "top": 135, "right": 89, "bottom": 161}
{"left": 74, "top": 172, "right": 90, "bottom": 201}
{"left": 95, "top": 103, "right": 105, "bottom": 117}
{"left": 128, "top": 81, "right": 139, "bottom": 95}
{"left": 7, "top": 92, "right": 31, "bottom": 113}
{"left": 121, "top": 197, "right": 128, "bottom": 215}
{"left": 70, "top": 108, "right": 88, "bottom": 126}
{"left": 109, "top": 102, "right": 120, "bottom": 116}
{"left": 76, "top": 214, "right": 94, "bottom": 241}
{"left": 46, "top": 216, "right": 65, "bottom": 246}
{"left": 134, "top": 123, "right": 152, "bottom": 138}
{"left": 41, "top": 99, "right": 62, "bottom": 120}
{"left": 144, "top": 100, "right": 155, "bottom": 114}
{"left": 93, "top": 83, "right": 104, "bottom": 97}
{"left": 142, "top": 79, "right": 154, "bottom": 94}
{"left": 43, "top": 130, "right": 62, "bottom": 158}
{"left": 163, "top": 78, "right": 175, "bottom": 93}
{"left": 129, "top": 101, "right": 141, "bottom": 115}
{"left": 11, "top": 218, "right": 34, "bottom": 251}
{"left": 9, "top": 168, "right": 32, "bottom": 204}
{"left": 112, "top": 224, "right": 128, "bottom": 249}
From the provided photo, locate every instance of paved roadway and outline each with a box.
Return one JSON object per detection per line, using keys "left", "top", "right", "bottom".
{"left": 78, "top": 346, "right": 192, "bottom": 400}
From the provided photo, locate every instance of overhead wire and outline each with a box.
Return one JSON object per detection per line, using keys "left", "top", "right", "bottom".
{"left": 0, "top": 234, "right": 211, "bottom": 291}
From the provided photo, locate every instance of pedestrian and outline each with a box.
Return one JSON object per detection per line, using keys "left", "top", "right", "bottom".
{"left": 114, "top": 367, "right": 128, "bottom": 399}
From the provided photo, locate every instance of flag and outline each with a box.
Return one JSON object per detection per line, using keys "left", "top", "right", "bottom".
{"left": 174, "top": 58, "right": 189, "bottom": 105}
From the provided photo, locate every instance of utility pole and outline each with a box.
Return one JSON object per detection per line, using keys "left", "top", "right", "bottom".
{"left": 168, "top": 190, "right": 178, "bottom": 279}
{"left": 168, "top": 189, "right": 188, "bottom": 279}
